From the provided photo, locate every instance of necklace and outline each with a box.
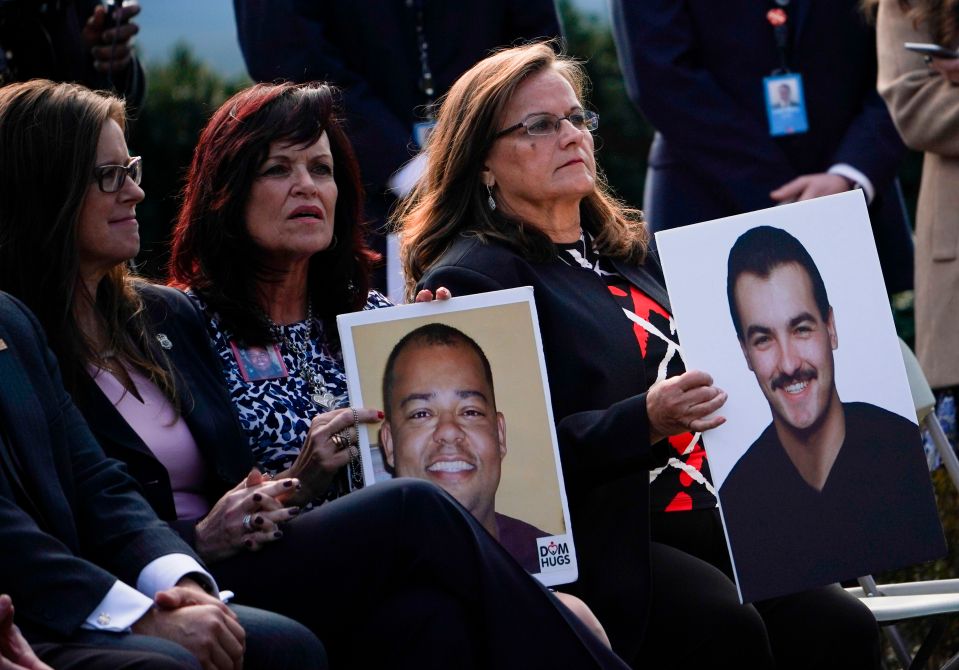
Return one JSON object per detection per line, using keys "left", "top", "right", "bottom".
{"left": 262, "top": 303, "right": 363, "bottom": 491}
{"left": 556, "top": 230, "right": 592, "bottom": 270}
{"left": 266, "top": 303, "right": 337, "bottom": 411}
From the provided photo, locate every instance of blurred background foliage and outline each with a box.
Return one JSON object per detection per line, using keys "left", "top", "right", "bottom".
{"left": 130, "top": 6, "right": 949, "bottom": 666}
{"left": 128, "top": 43, "right": 249, "bottom": 279}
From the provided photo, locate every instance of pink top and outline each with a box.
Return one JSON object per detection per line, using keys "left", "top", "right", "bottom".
{"left": 91, "top": 365, "right": 211, "bottom": 521}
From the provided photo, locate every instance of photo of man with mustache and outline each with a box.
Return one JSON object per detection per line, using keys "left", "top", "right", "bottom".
{"left": 718, "top": 225, "right": 941, "bottom": 602}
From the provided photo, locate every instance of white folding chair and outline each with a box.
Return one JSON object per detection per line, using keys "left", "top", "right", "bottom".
{"left": 845, "top": 340, "right": 959, "bottom": 669}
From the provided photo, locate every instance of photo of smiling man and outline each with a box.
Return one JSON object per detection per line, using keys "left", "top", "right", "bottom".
{"left": 380, "top": 323, "right": 549, "bottom": 573}
{"left": 338, "top": 289, "right": 577, "bottom": 587}
{"left": 719, "top": 225, "right": 943, "bottom": 601}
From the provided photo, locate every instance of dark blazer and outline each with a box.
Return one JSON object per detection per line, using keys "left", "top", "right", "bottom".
{"left": 610, "top": 0, "right": 913, "bottom": 293}
{"left": 74, "top": 284, "right": 252, "bottom": 546}
{"left": 418, "top": 235, "right": 671, "bottom": 660}
{"left": 0, "top": 292, "right": 195, "bottom": 638}
{"left": 234, "top": 0, "right": 560, "bottom": 189}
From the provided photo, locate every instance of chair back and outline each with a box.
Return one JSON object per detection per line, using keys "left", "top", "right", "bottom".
{"left": 900, "top": 338, "right": 936, "bottom": 422}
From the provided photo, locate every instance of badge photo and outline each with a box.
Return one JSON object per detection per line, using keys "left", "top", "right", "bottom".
{"left": 763, "top": 73, "right": 809, "bottom": 137}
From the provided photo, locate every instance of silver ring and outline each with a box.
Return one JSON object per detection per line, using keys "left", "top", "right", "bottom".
{"left": 242, "top": 514, "right": 254, "bottom": 533}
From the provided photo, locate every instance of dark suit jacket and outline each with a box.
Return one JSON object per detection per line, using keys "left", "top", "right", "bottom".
{"left": 234, "top": 0, "right": 560, "bottom": 189}
{"left": 610, "top": 0, "right": 913, "bottom": 292}
{"left": 0, "top": 292, "right": 196, "bottom": 639}
{"left": 75, "top": 284, "right": 252, "bottom": 546}
{"left": 418, "top": 235, "right": 672, "bottom": 660}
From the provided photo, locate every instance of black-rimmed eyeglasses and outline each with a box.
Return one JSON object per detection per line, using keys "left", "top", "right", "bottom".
{"left": 494, "top": 110, "right": 599, "bottom": 139}
{"left": 93, "top": 156, "right": 143, "bottom": 193}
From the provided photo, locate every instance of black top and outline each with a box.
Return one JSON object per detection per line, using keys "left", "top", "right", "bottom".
{"left": 556, "top": 232, "right": 715, "bottom": 513}
{"left": 720, "top": 401, "right": 945, "bottom": 602}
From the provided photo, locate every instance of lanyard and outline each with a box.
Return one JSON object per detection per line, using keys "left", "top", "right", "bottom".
{"left": 406, "top": 0, "right": 436, "bottom": 118}
{"left": 766, "top": 0, "right": 792, "bottom": 73}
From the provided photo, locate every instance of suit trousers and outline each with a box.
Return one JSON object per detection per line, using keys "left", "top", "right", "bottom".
{"left": 210, "top": 478, "right": 626, "bottom": 669}
{"left": 31, "top": 605, "right": 325, "bottom": 670}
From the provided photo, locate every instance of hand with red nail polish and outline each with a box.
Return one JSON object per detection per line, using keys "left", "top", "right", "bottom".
{"left": 271, "top": 406, "right": 384, "bottom": 506}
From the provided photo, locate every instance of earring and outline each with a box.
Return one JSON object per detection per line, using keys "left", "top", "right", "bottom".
{"left": 486, "top": 184, "right": 496, "bottom": 211}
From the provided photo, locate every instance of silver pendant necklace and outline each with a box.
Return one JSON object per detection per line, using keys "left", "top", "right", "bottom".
{"left": 266, "top": 303, "right": 337, "bottom": 410}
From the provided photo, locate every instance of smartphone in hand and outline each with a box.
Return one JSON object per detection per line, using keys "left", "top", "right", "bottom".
{"left": 905, "top": 42, "right": 959, "bottom": 59}
{"left": 102, "top": 0, "right": 128, "bottom": 30}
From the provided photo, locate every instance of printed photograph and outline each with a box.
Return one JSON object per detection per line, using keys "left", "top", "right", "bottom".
{"left": 338, "top": 288, "right": 577, "bottom": 586}
{"left": 655, "top": 191, "right": 945, "bottom": 602}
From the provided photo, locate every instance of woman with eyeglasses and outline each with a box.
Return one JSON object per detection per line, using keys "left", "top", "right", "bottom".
{"left": 400, "top": 42, "right": 879, "bottom": 669}
{"left": 0, "top": 78, "right": 635, "bottom": 669}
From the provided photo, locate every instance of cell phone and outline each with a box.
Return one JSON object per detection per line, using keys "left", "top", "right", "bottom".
{"left": 904, "top": 42, "right": 959, "bottom": 59}
{"left": 102, "top": 0, "right": 126, "bottom": 29}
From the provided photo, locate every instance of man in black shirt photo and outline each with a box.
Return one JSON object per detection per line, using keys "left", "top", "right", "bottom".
{"left": 720, "top": 225, "right": 943, "bottom": 602}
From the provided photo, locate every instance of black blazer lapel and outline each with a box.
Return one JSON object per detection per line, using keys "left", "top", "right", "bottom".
{"left": 76, "top": 373, "right": 158, "bottom": 462}
{"left": 139, "top": 287, "right": 252, "bottom": 489}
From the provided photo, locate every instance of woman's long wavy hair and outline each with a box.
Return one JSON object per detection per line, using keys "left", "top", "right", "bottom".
{"left": 864, "top": 0, "right": 959, "bottom": 44}
{"left": 397, "top": 41, "right": 648, "bottom": 299}
{"left": 0, "top": 80, "right": 175, "bottom": 397}
{"left": 168, "top": 82, "right": 378, "bottom": 346}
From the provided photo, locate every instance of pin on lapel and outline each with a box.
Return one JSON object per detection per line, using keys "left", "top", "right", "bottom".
{"left": 0, "top": 338, "right": 7, "bottom": 351}
{"left": 155, "top": 333, "right": 173, "bottom": 350}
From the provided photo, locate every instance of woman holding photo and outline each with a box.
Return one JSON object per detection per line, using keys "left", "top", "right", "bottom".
{"left": 401, "top": 42, "right": 879, "bottom": 669}
{"left": 0, "top": 78, "right": 628, "bottom": 669}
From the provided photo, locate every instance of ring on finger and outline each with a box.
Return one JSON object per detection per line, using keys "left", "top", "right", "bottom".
{"left": 330, "top": 433, "right": 348, "bottom": 450}
{"left": 242, "top": 513, "right": 255, "bottom": 533}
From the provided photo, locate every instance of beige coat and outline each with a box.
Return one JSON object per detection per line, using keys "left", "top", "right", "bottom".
{"left": 877, "top": 0, "right": 959, "bottom": 389}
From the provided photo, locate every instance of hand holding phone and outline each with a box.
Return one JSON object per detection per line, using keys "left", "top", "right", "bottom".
{"left": 82, "top": 1, "right": 141, "bottom": 74}
{"left": 102, "top": 0, "right": 123, "bottom": 30}
{"left": 904, "top": 42, "right": 959, "bottom": 59}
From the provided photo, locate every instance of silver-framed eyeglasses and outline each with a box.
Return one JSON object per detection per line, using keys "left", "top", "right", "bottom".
{"left": 93, "top": 156, "right": 142, "bottom": 193}
{"left": 495, "top": 110, "right": 599, "bottom": 139}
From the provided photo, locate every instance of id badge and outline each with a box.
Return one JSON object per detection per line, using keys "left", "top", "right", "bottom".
{"left": 763, "top": 73, "right": 809, "bottom": 137}
{"left": 412, "top": 120, "right": 436, "bottom": 149}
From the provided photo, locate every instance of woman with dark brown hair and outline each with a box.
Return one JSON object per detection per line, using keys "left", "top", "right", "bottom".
{"left": 0, "top": 78, "right": 633, "bottom": 669}
{"left": 168, "top": 82, "right": 389, "bottom": 501}
{"left": 401, "top": 41, "right": 879, "bottom": 669}
{"left": 874, "top": 0, "right": 959, "bottom": 431}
